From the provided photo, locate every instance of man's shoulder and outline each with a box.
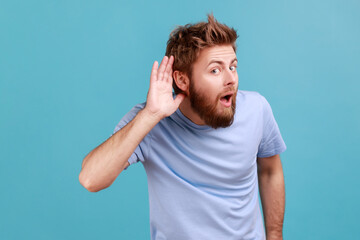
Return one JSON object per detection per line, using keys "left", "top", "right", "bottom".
{"left": 113, "top": 102, "right": 146, "bottom": 134}
{"left": 130, "top": 102, "right": 146, "bottom": 112}
{"left": 122, "top": 101, "right": 147, "bottom": 121}
{"left": 236, "top": 89, "right": 264, "bottom": 104}
{"left": 237, "top": 89, "right": 261, "bottom": 97}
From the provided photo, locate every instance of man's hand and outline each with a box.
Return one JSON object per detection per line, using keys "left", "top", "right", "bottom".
{"left": 144, "top": 55, "right": 185, "bottom": 121}
{"left": 79, "top": 56, "right": 184, "bottom": 192}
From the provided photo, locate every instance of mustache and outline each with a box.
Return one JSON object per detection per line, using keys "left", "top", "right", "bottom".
{"left": 217, "top": 87, "right": 237, "bottom": 98}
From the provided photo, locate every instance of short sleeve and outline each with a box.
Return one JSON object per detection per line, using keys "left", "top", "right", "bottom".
{"left": 257, "top": 95, "right": 287, "bottom": 158}
{"left": 111, "top": 102, "right": 147, "bottom": 169}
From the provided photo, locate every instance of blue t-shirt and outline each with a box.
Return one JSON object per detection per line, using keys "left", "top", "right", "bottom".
{"left": 113, "top": 90, "right": 286, "bottom": 240}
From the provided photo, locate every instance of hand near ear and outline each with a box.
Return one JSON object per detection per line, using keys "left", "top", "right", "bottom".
{"left": 144, "top": 56, "right": 185, "bottom": 121}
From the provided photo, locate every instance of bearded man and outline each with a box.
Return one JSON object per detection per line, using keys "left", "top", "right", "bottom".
{"left": 79, "top": 14, "right": 287, "bottom": 240}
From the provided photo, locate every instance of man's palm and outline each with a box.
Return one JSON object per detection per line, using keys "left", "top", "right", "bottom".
{"left": 146, "top": 56, "right": 185, "bottom": 119}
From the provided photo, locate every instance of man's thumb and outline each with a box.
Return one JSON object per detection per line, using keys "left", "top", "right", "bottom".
{"left": 174, "top": 93, "right": 185, "bottom": 107}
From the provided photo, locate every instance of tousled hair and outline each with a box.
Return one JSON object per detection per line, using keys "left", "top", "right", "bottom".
{"left": 165, "top": 13, "right": 238, "bottom": 94}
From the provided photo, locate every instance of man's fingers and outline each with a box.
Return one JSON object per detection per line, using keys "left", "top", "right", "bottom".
{"left": 163, "top": 68, "right": 169, "bottom": 82}
{"left": 164, "top": 56, "right": 174, "bottom": 83}
{"left": 164, "top": 55, "right": 174, "bottom": 75}
{"left": 158, "top": 56, "right": 168, "bottom": 81}
{"left": 167, "top": 69, "right": 173, "bottom": 83}
{"left": 150, "top": 56, "right": 173, "bottom": 83}
{"left": 150, "top": 61, "right": 158, "bottom": 83}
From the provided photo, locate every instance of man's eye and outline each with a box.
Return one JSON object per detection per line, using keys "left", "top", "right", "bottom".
{"left": 211, "top": 69, "right": 220, "bottom": 74}
{"left": 230, "top": 66, "right": 237, "bottom": 71}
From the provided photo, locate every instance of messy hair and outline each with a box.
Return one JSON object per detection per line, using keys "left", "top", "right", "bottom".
{"left": 165, "top": 13, "right": 238, "bottom": 94}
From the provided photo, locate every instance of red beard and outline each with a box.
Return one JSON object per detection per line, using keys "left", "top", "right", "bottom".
{"left": 189, "top": 81, "right": 237, "bottom": 129}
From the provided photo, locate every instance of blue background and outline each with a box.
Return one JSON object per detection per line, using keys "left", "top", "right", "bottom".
{"left": 1, "top": 0, "right": 359, "bottom": 239}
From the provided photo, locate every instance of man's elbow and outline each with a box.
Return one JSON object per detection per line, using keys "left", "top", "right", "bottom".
{"left": 79, "top": 172, "right": 109, "bottom": 193}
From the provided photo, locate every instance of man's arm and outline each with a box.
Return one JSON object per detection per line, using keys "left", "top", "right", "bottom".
{"left": 257, "top": 154, "right": 285, "bottom": 240}
{"left": 79, "top": 55, "right": 184, "bottom": 192}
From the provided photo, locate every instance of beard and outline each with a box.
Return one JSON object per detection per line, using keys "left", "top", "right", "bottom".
{"left": 188, "top": 81, "right": 237, "bottom": 129}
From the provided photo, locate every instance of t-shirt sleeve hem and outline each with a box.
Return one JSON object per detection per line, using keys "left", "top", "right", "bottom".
{"left": 122, "top": 153, "right": 139, "bottom": 170}
{"left": 257, "top": 144, "right": 287, "bottom": 158}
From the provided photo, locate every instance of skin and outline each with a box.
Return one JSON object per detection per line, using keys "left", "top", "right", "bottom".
{"left": 79, "top": 45, "right": 285, "bottom": 239}
{"left": 173, "top": 45, "right": 238, "bottom": 125}
{"left": 258, "top": 154, "right": 285, "bottom": 240}
{"left": 79, "top": 56, "right": 184, "bottom": 192}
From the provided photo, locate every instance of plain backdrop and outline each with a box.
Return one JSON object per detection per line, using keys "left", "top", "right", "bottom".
{"left": 1, "top": 0, "right": 359, "bottom": 239}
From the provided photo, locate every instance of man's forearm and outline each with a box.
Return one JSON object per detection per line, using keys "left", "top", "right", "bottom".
{"left": 79, "top": 108, "right": 160, "bottom": 192}
{"left": 258, "top": 165, "right": 285, "bottom": 240}
{"left": 79, "top": 55, "right": 184, "bottom": 192}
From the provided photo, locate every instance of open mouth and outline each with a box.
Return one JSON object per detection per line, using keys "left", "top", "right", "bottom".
{"left": 220, "top": 93, "right": 233, "bottom": 107}
{"left": 222, "top": 94, "right": 231, "bottom": 101}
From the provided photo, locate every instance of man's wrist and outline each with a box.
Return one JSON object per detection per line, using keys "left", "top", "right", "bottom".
{"left": 141, "top": 107, "right": 164, "bottom": 125}
{"left": 266, "top": 231, "right": 283, "bottom": 240}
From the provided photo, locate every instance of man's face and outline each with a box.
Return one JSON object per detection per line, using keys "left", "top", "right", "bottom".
{"left": 188, "top": 45, "right": 239, "bottom": 129}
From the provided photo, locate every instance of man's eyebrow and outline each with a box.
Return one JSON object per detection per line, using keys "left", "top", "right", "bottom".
{"left": 231, "top": 58, "right": 238, "bottom": 64}
{"left": 207, "top": 58, "right": 238, "bottom": 67}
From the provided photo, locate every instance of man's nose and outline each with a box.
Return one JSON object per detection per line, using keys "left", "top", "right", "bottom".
{"left": 223, "top": 68, "right": 237, "bottom": 86}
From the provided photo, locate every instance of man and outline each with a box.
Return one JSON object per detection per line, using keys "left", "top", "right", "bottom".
{"left": 79, "top": 14, "right": 287, "bottom": 240}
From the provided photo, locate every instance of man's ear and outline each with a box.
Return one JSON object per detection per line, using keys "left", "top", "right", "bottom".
{"left": 173, "top": 71, "right": 190, "bottom": 95}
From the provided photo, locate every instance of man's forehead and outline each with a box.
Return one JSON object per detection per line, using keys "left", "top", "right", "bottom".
{"left": 197, "top": 45, "right": 237, "bottom": 64}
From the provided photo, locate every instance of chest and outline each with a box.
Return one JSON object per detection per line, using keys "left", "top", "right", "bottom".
{"left": 147, "top": 115, "right": 263, "bottom": 189}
